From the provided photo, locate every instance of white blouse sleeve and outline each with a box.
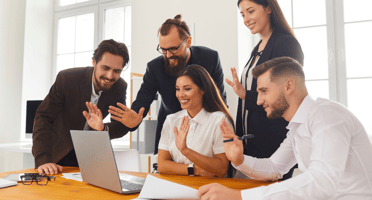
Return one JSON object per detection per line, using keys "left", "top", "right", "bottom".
{"left": 158, "top": 116, "right": 172, "bottom": 151}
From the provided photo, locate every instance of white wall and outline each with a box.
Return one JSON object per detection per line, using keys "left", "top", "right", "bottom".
{"left": 0, "top": 0, "right": 27, "bottom": 173}
{"left": 0, "top": 0, "right": 54, "bottom": 173}
{"left": 21, "top": 0, "right": 54, "bottom": 140}
{"left": 131, "top": 0, "right": 240, "bottom": 119}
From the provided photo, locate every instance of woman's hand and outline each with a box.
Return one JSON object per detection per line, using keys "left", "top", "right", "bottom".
{"left": 174, "top": 116, "right": 190, "bottom": 153}
{"left": 225, "top": 67, "right": 246, "bottom": 100}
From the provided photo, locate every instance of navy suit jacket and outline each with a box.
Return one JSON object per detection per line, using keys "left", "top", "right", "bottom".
{"left": 131, "top": 46, "right": 226, "bottom": 154}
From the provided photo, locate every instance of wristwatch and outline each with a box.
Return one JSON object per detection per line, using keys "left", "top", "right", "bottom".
{"left": 187, "top": 164, "right": 194, "bottom": 176}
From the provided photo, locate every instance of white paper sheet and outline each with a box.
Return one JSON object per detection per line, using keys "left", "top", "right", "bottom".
{"left": 61, "top": 172, "right": 83, "bottom": 182}
{"left": 136, "top": 174, "right": 199, "bottom": 199}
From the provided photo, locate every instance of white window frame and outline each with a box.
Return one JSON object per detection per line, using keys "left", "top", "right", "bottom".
{"left": 52, "top": 0, "right": 132, "bottom": 146}
{"left": 238, "top": 0, "right": 372, "bottom": 140}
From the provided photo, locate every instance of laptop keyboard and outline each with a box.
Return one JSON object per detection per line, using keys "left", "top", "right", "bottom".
{"left": 120, "top": 180, "right": 143, "bottom": 191}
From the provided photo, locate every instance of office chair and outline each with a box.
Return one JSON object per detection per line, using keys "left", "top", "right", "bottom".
{"left": 113, "top": 149, "right": 142, "bottom": 172}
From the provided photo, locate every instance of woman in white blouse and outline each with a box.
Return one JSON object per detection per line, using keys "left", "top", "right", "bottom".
{"left": 158, "top": 64, "right": 234, "bottom": 177}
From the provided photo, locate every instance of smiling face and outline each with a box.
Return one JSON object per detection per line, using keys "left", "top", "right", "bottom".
{"left": 159, "top": 27, "right": 191, "bottom": 76}
{"left": 176, "top": 76, "right": 204, "bottom": 118}
{"left": 92, "top": 52, "right": 124, "bottom": 92}
{"left": 239, "top": 0, "right": 272, "bottom": 35}
{"left": 256, "top": 70, "right": 289, "bottom": 119}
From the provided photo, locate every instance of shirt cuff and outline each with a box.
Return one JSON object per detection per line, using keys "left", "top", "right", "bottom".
{"left": 213, "top": 146, "right": 225, "bottom": 155}
{"left": 241, "top": 186, "right": 264, "bottom": 200}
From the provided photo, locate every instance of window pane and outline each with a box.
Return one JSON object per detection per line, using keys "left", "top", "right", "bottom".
{"left": 75, "top": 13, "right": 94, "bottom": 52}
{"left": 56, "top": 54, "right": 74, "bottom": 74}
{"left": 295, "top": 26, "right": 328, "bottom": 80}
{"left": 277, "top": 0, "right": 292, "bottom": 28}
{"left": 306, "top": 80, "right": 329, "bottom": 100}
{"left": 347, "top": 78, "right": 372, "bottom": 136}
{"left": 344, "top": 0, "right": 372, "bottom": 22}
{"left": 104, "top": 7, "right": 125, "bottom": 42}
{"left": 344, "top": 22, "right": 372, "bottom": 78}
{"left": 60, "top": 0, "right": 76, "bottom": 6}
{"left": 293, "top": 0, "right": 326, "bottom": 27}
{"left": 125, "top": 6, "right": 132, "bottom": 46}
{"left": 57, "top": 16, "right": 75, "bottom": 54}
{"left": 60, "top": 0, "right": 90, "bottom": 6}
{"left": 75, "top": 51, "right": 93, "bottom": 67}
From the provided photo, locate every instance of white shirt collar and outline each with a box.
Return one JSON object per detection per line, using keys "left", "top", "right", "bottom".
{"left": 182, "top": 108, "right": 208, "bottom": 125}
{"left": 287, "top": 95, "right": 315, "bottom": 129}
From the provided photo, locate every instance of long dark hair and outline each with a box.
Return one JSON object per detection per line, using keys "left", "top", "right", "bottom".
{"left": 237, "top": 0, "right": 295, "bottom": 38}
{"left": 177, "top": 65, "right": 235, "bottom": 129}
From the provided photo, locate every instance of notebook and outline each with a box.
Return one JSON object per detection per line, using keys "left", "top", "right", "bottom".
{"left": 70, "top": 130, "right": 145, "bottom": 194}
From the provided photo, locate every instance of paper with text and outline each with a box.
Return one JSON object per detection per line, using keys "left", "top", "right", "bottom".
{"left": 137, "top": 174, "right": 199, "bottom": 199}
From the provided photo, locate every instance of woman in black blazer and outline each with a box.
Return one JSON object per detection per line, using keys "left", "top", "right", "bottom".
{"left": 227, "top": 0, "right": 304, "bottom": 180}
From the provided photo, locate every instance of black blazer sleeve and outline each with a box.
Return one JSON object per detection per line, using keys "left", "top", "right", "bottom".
{"left": 209, "top": 51, "right": 227, "bottom": 104}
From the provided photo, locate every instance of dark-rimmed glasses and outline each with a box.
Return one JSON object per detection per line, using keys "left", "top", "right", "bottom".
{"left": 156, "top": 37, "right": 188, "bottom": 55}
{"left": 20, "top": 173, "right": 56, "bottom": 186}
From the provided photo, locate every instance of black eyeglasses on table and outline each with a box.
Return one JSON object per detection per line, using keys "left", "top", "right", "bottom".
{"left": 20, "top": 173, "right": 56, "bottom": 186}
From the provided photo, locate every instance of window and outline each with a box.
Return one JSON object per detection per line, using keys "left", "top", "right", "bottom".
{"left": 53, "top": 0, "right": 132, "bottom": 146}
{"left": 238, "top": 0, "right": 372, "bottom": 138}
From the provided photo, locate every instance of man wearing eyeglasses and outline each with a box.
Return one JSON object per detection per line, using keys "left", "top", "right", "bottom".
{"left": 108, "top": 14, "right": 226, "bottom": 154}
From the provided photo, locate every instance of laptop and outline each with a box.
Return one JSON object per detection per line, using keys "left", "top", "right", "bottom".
{"left": 70, "top": 130, "right": 145, "bottom": 194}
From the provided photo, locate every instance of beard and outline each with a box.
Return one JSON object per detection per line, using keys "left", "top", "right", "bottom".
{"left": 164, "top": 54, "right": 188, "bottom": 76}
{"left": 267, "top": 92, "right": 289, "bottom": 119}
{"left": 93, "top": 68, "right": 115, "bottom": 92}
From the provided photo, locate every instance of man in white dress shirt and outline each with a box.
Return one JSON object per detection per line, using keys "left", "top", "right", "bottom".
{"left": 198, "top": 56, "right": 372, "bottom": 200}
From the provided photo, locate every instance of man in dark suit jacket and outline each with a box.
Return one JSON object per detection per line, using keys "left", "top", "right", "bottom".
{"left": 32, "top": 40, "right": 130, "bottom": 175}
{"left": 109, "top": 15, "right": 226, "bottom": 154}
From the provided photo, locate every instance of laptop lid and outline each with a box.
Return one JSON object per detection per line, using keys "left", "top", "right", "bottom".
{"left": 70, "top": 130, "right": 144, "bottom": 194}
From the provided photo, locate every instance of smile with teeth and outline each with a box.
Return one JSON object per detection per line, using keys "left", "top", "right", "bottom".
{"left": 102, "top": 78, "right": 113, "bottom": 84}
{"left": 180, "top": 99, "right": 189, "bottom": 104}
{"left": 248, "top": 22, "right": 255, "bottom": 29}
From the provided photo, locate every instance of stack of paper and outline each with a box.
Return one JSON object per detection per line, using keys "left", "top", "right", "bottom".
{"left": 0, "top": 178, "right": 17, "bottom": 189}
{"left": 136, "top": 175, "right": 199, "bottom": 199}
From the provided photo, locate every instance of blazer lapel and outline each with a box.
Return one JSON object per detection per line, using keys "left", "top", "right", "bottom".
{"left": 256, "top": 29, "right": 278, "bottom": 66}
{"left": 80, "top": 68, "right": 94, "bottom": 129}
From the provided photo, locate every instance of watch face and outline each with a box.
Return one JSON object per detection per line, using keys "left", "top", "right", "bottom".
{"left": 188, "top": 166, "right": 194, "bottom": 175}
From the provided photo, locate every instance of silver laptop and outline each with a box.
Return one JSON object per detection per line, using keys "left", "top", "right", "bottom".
{"left": 70, "top": 130, "right": 145, "bottom": 194}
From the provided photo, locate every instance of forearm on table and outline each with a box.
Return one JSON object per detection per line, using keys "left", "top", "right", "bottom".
{"left": 182, "top": 149, "right": 228, "bottom": 178}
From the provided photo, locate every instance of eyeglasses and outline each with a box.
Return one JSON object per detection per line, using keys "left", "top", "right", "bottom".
{"left": 156, "top": 37, "right": 188, "bottom": 55}
{"left": 20, "top": 173, "right": 56, "bottom": 186}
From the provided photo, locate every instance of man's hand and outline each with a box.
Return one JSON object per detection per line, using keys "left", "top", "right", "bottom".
{"left": 37, "top": 163, "right": 63, "bottom": 175}
{"left": 108, "top": 103, "right": 145, "bottom": 128}
{"left": 198, "top": 183, "right": 242, "bottom": 200}
{"left": 220, "top": 118, "right": 245, "bottom": 166}
{"left": 82, "top": 102, "right": 104, "bottom": 131}
{"left": 174, "top": 116, "right": 190, "bottom": 153}
{"left": 225, "top": 67, "right": 246, "bottom": 100}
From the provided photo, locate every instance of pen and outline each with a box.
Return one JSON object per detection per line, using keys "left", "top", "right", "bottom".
{"left": 223, "top": 134, "right": 254, "bottom": 143}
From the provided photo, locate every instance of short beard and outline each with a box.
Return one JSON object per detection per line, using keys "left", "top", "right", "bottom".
{"left": 93, "top": 68, "right": 114, "bottom": 92}
{"left": 268, "top": 92, "right": 289, "bottom": 119}
{"left": 164, "top": 54, "right": 188, "bottom": 76}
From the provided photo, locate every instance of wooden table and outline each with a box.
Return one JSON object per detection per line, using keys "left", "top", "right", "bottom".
{"left": 0, "top": 167, "right": 273, "bottom": 199}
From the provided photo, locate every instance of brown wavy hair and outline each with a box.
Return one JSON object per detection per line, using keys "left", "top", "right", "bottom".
{"left": 158, "top": 14, "right": 190, "bottom": 40}
{"left": 92, "top": 39, "right": 130, "bottom": 69}
{"left": 177, "top": 65, "right": 235, "bottom": 129}
{"left": 237, "top": 0, "right": 295, "bottom": 38}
